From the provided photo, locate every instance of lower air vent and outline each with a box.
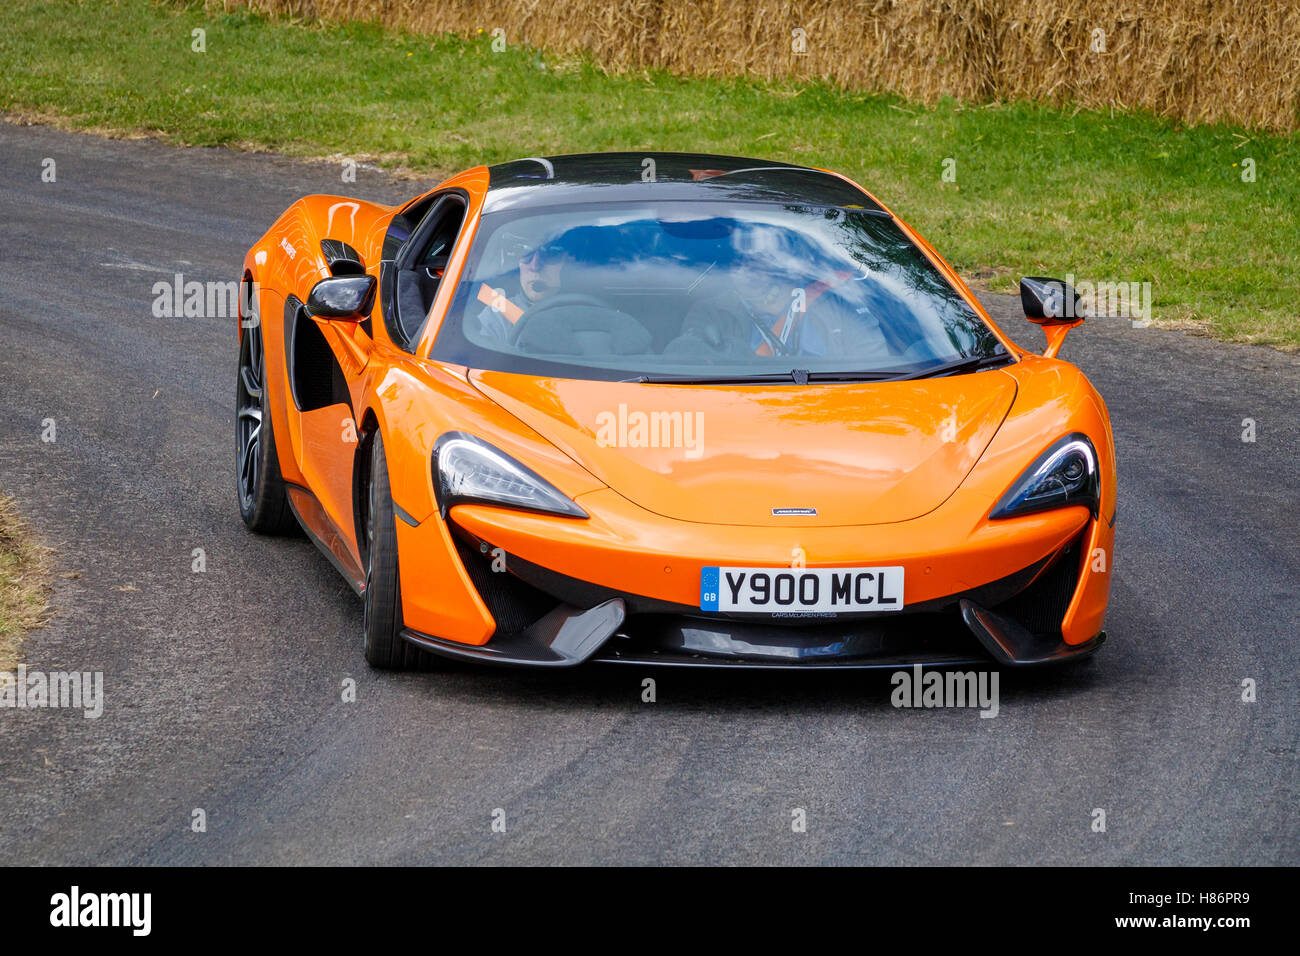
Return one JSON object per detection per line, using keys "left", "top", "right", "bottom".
{"left": 990, "top": 536, "right": 1083, "bottom": 637}
{"left": 453, "top": 537, "right": 561, "bottom": 636}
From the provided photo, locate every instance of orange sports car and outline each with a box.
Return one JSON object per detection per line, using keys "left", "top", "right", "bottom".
{"left": 236, "top": 153, "right": 1115, "bottom": 670}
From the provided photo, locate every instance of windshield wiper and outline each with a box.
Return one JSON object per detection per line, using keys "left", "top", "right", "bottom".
{"left": 623, "top": 371, "right": 803, "bottom": 385}
{"left": 887, "top": 352, "right": 1016, "bottom": 381}
{"left": 622, "top": 355, "right": 1013, "bottom": 385}
{"left": 623, "top": 368, "right": 898, "bottom": 385}
{"left": 803, "top": 369, "right": 899, "bottom": 383}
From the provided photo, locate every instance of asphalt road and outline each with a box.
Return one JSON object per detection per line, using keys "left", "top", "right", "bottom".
{"left": 0, "top": 122, "right": 1296, "bottom": 866}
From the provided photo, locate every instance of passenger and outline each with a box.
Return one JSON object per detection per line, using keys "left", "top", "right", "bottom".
{"left": 664, "top": 263, "right": 866, "bottom": 358}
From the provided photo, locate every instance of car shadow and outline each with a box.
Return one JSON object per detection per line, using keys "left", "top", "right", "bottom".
{"left": 393, "top": 652, "right": 1110, "bottom": 717}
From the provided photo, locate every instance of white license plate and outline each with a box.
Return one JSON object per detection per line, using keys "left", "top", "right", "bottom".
{"left": 700, "top": 566, "right": 905, "bottom": 613}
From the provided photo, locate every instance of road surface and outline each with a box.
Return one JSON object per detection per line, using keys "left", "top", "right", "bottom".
{"left": 0, "top": 122, "right": 1295, "bottom": 864}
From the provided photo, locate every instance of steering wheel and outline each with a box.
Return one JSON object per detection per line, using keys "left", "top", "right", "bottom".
{"left": 510, "top": 292, "right": 619, "bottom": 346}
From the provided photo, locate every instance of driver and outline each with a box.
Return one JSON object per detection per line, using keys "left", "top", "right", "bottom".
{"left": 473, "top": 231, "right": 572, "bottom": 343}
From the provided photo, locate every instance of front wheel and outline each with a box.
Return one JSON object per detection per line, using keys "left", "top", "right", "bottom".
{"left": 236, "top": 317, "right": 295, "bottom": 535}
{"left": 362, "top": 432, "right": 438, "bottom": 670}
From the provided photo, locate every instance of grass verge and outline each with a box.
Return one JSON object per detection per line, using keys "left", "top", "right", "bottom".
{"left": 0, "top": 494, "right": 51, "bottom": 673}
{"left": 1, "top": 0, "right": 1297, "bottom": 347}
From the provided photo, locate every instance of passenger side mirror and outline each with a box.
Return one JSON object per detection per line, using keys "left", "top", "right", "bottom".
{"left": 1020, "top": 276, "right": 1083, "bottom": 359}
{"left": 1020, "top": 276, "right": 1083, "bottom": 324}
{"left": 306, "top": 275, "right": 376, "bottom": 323}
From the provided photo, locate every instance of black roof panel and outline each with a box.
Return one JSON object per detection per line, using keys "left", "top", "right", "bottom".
{"left": 483, "top": 152, "right": 884, "bottom": 213}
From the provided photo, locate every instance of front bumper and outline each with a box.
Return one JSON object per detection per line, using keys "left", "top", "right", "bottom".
{"left": 402, "top": 605, "right": 1105, "bottom": 669}
{"left": 400, "top": 526, "right": 1107, "bottom": 669}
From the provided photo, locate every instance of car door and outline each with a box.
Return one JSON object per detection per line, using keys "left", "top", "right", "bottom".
{"left": 290, "top": 193, "right": 469, "bottom": 585}
{"left": 381, "top": 192, "right": 469, "bottom": 351}
{"left": 285, "top": 286, "right": 369, "bottom": 587}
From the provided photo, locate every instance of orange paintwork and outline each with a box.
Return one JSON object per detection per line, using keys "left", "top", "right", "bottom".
{"left": 241, "top": 162, "right": 1115, "bottom": 653}
{"left": 470, "top": 373, "right": 1020, "bottom": 527}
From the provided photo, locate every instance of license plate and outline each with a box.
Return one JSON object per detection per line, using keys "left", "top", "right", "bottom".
{"left": 700, "top": 566, "right": 905, "bottom": 613}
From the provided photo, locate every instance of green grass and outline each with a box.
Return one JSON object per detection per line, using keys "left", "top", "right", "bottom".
{"left": 3, "top": 0, "right": 1298, "bottom": 346}
{"left": 0, "top": 495, "right": 50, "bottom": 671}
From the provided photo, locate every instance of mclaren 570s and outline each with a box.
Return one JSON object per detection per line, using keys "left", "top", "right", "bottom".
{"left": 236, "top": 153, "right": 1115, "bottom": 671}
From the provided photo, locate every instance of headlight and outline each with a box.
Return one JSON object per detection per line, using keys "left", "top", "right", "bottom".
{"left": 990, "top": 433, "right": 1100, "bottom": 520}
{"left": 433, "top": 432, "right": 588, "bottom": 519}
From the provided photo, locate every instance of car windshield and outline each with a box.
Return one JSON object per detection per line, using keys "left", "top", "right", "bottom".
{"left": 430, "top": 200, "right": 1002, "bottom": 381}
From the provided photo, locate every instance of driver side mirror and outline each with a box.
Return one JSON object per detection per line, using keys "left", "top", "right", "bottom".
{"left": 306, "top": 275, "right": 376, "bottom": 324}
{"left": 1020, "top": 276, "right": 1083, "bottom": 358}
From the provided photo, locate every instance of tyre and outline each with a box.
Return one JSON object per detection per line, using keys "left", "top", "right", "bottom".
{"left": 362, "top": 431, "right": 438, "bottom": 670}
{"left": 236, "top": 314, "right": 296, "bottom": 535}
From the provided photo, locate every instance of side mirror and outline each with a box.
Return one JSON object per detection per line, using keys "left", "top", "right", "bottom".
{"left": 1020, "top": 277, "right": 1083, "bottom": 323}
{"left": 1020, "top": 276, "right": 1083, "bottom": 359}
{"left": 306, "top": 275, "right": 376, "bottom": 323}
